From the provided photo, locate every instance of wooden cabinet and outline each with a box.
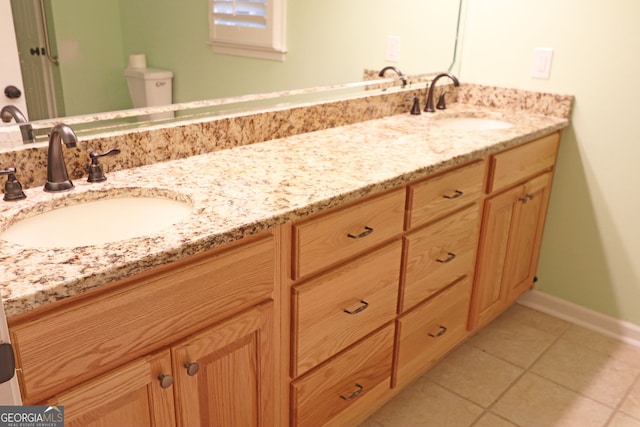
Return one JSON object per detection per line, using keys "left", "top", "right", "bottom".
{"left": 44, "top": 351, "right": 176, "bottom": 427}
{"left": 11, "top": 232, "right": 276, "bottom": 427}
{"left": 288, "top": 189, "right": 404, "bottom": 425}
{"left": 172, "top": 301, "right": 274, "bottom": 427}
{"left": 287, "top": 163, "right": 486, "bottom": 426}
{"left": 469, "top": 133, "right": 560, "bottom": 330}
{"left": 8, "top": 131, "right": 563, "bottom": 426}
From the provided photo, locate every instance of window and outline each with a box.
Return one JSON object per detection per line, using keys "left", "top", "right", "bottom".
{"left": 209, "top": 0, "right": 287, "bottom": 61}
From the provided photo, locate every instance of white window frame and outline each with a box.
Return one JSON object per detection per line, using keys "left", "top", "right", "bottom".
{"left": 209, "top": 0, "right": 287, "bottom": 61}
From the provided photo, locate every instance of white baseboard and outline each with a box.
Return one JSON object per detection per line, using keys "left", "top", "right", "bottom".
{"left": 518, "top": 290, "right": 640, "bottom": 349}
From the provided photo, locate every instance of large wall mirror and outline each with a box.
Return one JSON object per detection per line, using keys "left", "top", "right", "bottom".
{"left": 1, "top": 0, "right": 463, "bottom": 139}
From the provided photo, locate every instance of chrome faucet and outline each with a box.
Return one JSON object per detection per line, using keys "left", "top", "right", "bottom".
{"left": 44, "top": 124, "right": 77, "bottom": 192}
{"left": 424, "top": 73, "right": 460, "bottom": 113}
{"left": 1, "top": 105, "right": 34, "bottom": 144}
{"left": 378, "top": 66, "right": 408, "bottom": 88}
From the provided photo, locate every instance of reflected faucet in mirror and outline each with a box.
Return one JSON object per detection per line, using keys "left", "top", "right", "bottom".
{"left": 378, "top": 66, "right": 408, "bottom": 88}
{"left": 1, "top": 105, "right": 34, "bottom": 143}
{"left": 424, "top": 73, "right": 460, "bottom": 113}
{"left": 44, "top": 124, "right": 77, "bottom": 193}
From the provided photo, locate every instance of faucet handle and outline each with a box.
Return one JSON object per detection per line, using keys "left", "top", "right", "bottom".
{"left": 87, "top": 148, "right": 121, "bottom": 183}
{"left": 410, "top": 97, "right": 422, "bottom": 115}
{"left": 0, "top": 167, "right": 27, "bottom": 201}
{"left": 437, "top": 91, "right": 448, "bottom": 110}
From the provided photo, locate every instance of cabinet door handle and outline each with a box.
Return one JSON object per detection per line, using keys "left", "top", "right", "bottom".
{"left": 519, "top": 193, "right": 534, "bottom": 204}
{"left": 347, "top": 226, "right": 374, "bottom": 239}
{"left": 184, "top": 362, "right": 200, "bottom": 376}
{"left": 344, "top": 300, "right": 369, "bottom": 315}
{"left": 339, "top": 383, "right": 364, "bottom": 401}
{"left": 428, "top": 325, "right": 448, "bottom": 338}
{"left": 436, "top": 252, "right": 456, "bottom": 263}
{"left": 443, "top": 189, "right": 463, "bottom": 199}
{"left": 157, "top": 373, "right": 174, "bottom": 389}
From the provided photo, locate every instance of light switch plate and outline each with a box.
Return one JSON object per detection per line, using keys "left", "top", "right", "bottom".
{"left": 386, "top": 35, "right": 401, "bottom": 62}
{"left": 532, "top": 48, "right": 553, "bottom": 79}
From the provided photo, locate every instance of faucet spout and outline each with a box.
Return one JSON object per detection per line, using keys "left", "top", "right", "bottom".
{"left": 44, "top": 124, "right": 77, "bottom": 192}
{"left": 424, "top": 73, "right": 460, "bottom": 113}
{"left": 1, "top": 105, "right": 34, "bottom": 143}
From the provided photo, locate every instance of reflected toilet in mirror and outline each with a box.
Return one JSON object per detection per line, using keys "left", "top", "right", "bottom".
{"left": 124, "top": 65, "right": 174, "bottom": 122}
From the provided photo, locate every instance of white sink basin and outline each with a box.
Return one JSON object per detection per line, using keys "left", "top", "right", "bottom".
{"left": 434, "top": 117, "right": 513, "bottom": 131}
{"left": 0, "top": 196, "right": 192, "bottom": 248}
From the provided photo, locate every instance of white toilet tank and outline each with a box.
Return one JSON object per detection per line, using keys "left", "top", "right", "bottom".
{"left": 124, "top": 67, "right": 174, "bottom": 120}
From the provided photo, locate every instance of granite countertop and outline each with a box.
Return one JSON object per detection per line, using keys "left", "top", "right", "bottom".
{"left": 0, "top": 103, "right": 569, "bottom": 318}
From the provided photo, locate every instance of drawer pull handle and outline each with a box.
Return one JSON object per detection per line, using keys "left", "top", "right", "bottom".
{"left": 347, "top": 226, "right": 374, "bottom": 239}
{"left": 344, "top": 300, "right": 369, "bottom": 315}
{"left": 436, "top": 252, "right": 457, "bottom": 263}
{"left": 340, "top": 383, "right": 364, "bottom": 401}
{"left": 157, "top": 373, "right": 174, "bottom": 389}
{"left": 443, "top": 189, "right": 463, "bottom": 199}
{"left": 184, "top": 362, "right": 200, "bottom": 376}
{"left": 428, "top": 325, "right": 448, "bottom": 338}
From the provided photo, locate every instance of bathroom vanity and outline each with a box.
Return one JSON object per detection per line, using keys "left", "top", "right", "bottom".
{"left": 0, "top": 84, "right": 572, "bottom": 426}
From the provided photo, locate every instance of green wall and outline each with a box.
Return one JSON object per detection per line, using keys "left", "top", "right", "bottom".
{"left": 50, "top": 1, "right": 460, "bottom": 114}
{"left": 460, "top": 0, "right": 640, "bottom": 327}
{"left": 119, "top": 0, "right": 459, "bottom": 102}
{"left": 50, "top": 0, "right": 129, "bottom": 116}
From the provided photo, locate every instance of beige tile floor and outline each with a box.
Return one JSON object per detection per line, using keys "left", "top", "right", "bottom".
{"left": 361, "top": 303, "right": 640, "bottom": 427}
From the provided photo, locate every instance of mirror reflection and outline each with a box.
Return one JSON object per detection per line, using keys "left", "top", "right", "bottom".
{"left": 2, "top": 0, "right": 462, "bottom": 131}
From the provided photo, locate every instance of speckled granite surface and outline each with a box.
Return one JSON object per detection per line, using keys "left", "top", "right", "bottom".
{"left": 0, "top": 84, "right": 573, "bottom": 318}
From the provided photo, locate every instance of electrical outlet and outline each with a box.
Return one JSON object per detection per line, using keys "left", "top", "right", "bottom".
{"left": 532, "top": 48, "right": 553, "bottom": 79}
{"left": 386, "top": 35, "right": 401, "bottom": 62}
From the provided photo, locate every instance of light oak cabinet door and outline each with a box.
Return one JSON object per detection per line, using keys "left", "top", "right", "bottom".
{"left": 11, "top": 234, "right": 274, "bottom": 404}
{"left": 172, "top": 301, "right": 274, "bottom": 427}
{"left": 44, "top": 351, "right": 176, "bottom": 427}
{"left": 470, "top": 172, "right": 553, "bottom": 330}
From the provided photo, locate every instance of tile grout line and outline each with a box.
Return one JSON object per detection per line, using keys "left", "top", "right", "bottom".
{"left": 471, "top": 321, "right": 568, "bottom": 427}
{"left": 521, "top": 323, "right": 640, "bottom": 426}
{"left": 602, "top": 372, "right": 640, "bottom": 427}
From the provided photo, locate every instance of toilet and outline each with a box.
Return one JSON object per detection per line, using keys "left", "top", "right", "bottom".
{"left": 124, "top": 68, "right": 174, "bottom": 121}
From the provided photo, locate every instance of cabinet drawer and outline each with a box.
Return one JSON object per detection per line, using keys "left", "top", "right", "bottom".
{"left": 291, "top": 325, "right": 394, "bottom": 427}
{"left": 489, "top": 132, "right": 560, "bottom": 193}
{"left": 394, "top": 278, "right": 471, "bottom": 389}
{"left": 401, "top": 204, "right": 480, "bottom": 312}
{"left": 292, "top": 241, "right": 401, "bottom": 376}
{"left": 11, "top": 234, "right": 274, "bottom": 403}
{"left": 292, "top": 188, "right": 405, "bottom": 279}
{"left": 407, "top": 160, "right": 486, "bottom": 229}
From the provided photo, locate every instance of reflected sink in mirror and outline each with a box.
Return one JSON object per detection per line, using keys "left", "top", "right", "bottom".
{"left": 0, "top": 195, "right": 192, "bottom": 248}
{"left": 432, "top": 117, "right": 513, "bottom": 131}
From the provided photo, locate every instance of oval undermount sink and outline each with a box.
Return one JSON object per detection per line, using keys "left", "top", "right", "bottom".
{"left": 0, "top": 196, "right": 192, "bottom": 248}
{"left": 434, "top": 117, "right": 513, "bottom": 131}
